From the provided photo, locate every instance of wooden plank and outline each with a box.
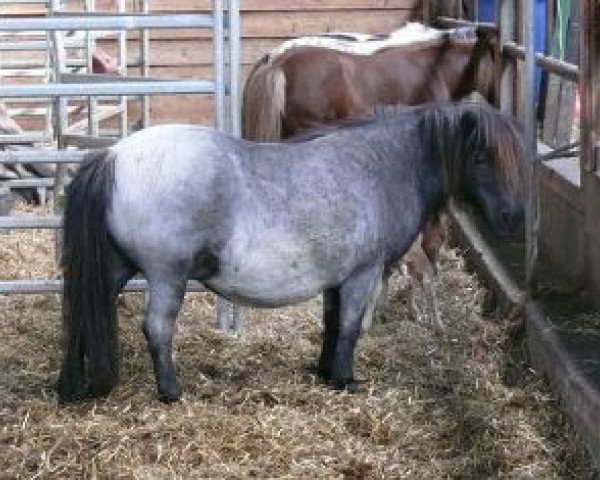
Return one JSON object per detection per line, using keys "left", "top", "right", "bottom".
{"left": 129, "top": 9, "right": 419, "bottom": 39}
{"left": 0, "top": 10, "right": 418, "bottom": 39}
{"left": 0, "top": 12, "right": 420, "bottom": 51}
{"left": 83, "top": 0, "right": 422, "bottom": 12}
{"left": 127, "top": 94, "right": 214, "bottom": 126}
{"left": 1, "top": 0, "right": 422, "bottom": 13}
{"left": 9, "top": 28, "right": 447, "bottom": 69}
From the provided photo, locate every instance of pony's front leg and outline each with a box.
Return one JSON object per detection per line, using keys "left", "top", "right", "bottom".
{"left": 143, "top": 279, "right": 186, "bottom": 403}
{"left": 319, "top": 262, "right": 384, "bottom": 390}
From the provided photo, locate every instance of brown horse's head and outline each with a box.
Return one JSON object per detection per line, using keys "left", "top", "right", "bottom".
{"left": 472, "top": 27, "right": 500, "bottom": 107}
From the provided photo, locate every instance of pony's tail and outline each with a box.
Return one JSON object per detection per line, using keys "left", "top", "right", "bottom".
{"left": 242, "top": 55, "right": 286, "bottom": 141}
{"left": 58, "top": 149, "right": 118, "bottom": 403}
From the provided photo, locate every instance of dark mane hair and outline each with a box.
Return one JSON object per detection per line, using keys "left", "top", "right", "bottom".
{"left": 417, "top": 102, "right": 525, "bottom": 196}
{"left": 285, "top": 101, "right": 525, "bottom": 198}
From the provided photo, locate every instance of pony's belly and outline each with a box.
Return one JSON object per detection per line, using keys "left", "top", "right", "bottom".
{"left": 204, "top": 269, "right": 324, "bottom": 308}
{"left": 202, "top": 238, "right": 331, "bottom": 308}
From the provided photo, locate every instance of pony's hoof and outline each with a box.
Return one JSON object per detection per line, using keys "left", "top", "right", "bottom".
{"left": 332, "top": 378, "right": 364, "bottom": 393}
{"left": 57, "top": 387, "right": 87, "bottom": 405}
{"left": 157, "top": 385, "right": 182, "bottom": 404}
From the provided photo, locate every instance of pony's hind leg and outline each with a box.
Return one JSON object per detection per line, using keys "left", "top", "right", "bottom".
{"left": 319, "top": 262, "right": 384, "bottom": 391}
{"left": 143, "top": 278, "right": 186, "bottom": 402}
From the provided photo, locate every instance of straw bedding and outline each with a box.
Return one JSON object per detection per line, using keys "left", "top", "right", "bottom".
{"left": 0, "top": 202, "right": 597, "bottom": 479}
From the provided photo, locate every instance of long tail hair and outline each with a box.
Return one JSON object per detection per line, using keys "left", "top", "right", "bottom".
{"left": 58, "top": 149, "right": 119, "bottom": 403}
{"left": 241, "top": 55, "right": 287, "bottom": 141}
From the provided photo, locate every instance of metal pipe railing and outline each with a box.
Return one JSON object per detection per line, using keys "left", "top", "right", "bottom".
{"left": 0, "top": 1, "right": 240, "bottom": 304}
{"left": 503, "top": 41, "right": 579, "bottom": 82}
{"left": 0, "top": 80, "right": 216, "bottom": 97}
{"left": 0, "top": 14, "right": 215, "bottom": 31}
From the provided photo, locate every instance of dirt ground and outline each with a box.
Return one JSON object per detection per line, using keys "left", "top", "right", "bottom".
{"left": 0, "top": 203, "right": 598, "bottom": 479}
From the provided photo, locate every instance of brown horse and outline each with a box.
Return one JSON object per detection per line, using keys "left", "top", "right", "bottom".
{"left": 242, "top": 28, "right": 498, "bottom": 141}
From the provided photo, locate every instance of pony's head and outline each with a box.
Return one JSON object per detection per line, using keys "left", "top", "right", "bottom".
{"left": 426, "top": 102, "right": 525, "bottom": 238}
{"left": 459, "top": 104, "right": 525, "bottom": 237}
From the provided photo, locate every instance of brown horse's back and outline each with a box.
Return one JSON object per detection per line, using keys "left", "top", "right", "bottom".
{"left": 274, "top": 38, "right": 495, "bottom": 138}
{"left": 278, "top": 48, "right": 366, "bottom": 135}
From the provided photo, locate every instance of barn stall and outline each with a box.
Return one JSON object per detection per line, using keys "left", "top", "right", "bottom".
{"left": 0, "top": 0, "right": 598, "bottom": 477}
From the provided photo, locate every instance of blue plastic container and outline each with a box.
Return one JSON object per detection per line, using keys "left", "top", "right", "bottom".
{"left": 477, "top": 0, "right": 546, "bottom": 96}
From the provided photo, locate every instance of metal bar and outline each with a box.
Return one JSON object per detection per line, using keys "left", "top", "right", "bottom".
{"left": 497, "top": 0, "right": 516, "bottom": 115}
{"left": 0, "top": 215, "right": 62, "bottom": 229}
{"left": 61, "top": 133, "right": 116, "bottom": 148}
{"left": 5, "top": 178, "right": 55, "bottom": 188}
{"left": 0, "top": 37, "right": 121, "bottom": 51}
{"left": 0, "top": 37, "right": 111, "bottom": 51}
{"left": 435, "top": 15, "right": 497, "bottom": 32}
{"left": 503, "top": 41, "right": 580, "bottom": 82}
{"left": 117, "top": 0, "right": 128, "bottom": 138}
{"left": 0, "top": 68, "right": 50, "bottom": 77}
{"left": 0, "top": 61, "right": 58, "bottom": 71}
{"left": 0, "top": 278, "right": 205, "bottom": 294}
{"left": 0, "top": 150, "right": 86, "bottom": 163}
{"left": 141, "top": 0, "right": 150, "bottom": 128}
{"left": 0, "top": 14, "right": 215, "bottom": 31}
{"left": 0, "top": 80, "right": 215, "bottom": 97}
{"left": 0, "top": 134, "right": 48, "bottom": 144}
{"left": 228, "top": 0, "right": 241, "bottom": 137}
{"left": 60, "top": 73, "right": 175, "bottom": 83}
{"left": 49, "top": 0, "right": 69, "bottom": 265}
{"left": 86, "top": 0, "right": 99, "bottom": 138}
{"left": 214, "top": 0, "right": 234, "bottom": 330}
{"left": 213, "top": 0, "right": 225, "bottom": 131}
{"left": 580, "top": 1, "right": 599, "bottom": 172}
{"left": 524, "top": 0, "right": 538, "bottom": 291}
{"left": 0, "top": 0, "right": 49, "bottom": 3}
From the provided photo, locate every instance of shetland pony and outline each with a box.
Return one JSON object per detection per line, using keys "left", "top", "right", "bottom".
{"left": 58, "top": 102, "right": 523, "bottom": 403}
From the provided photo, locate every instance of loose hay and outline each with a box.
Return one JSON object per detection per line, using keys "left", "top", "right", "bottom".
{"left": 0, "top": 203, "right": 597, "bottom": 479}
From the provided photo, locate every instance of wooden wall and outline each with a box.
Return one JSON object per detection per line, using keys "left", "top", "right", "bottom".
{"left": 1, "top": 1, "right": 423, "bottom": 127}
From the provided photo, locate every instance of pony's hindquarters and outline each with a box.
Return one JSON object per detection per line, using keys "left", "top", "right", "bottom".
{"left": 59, "top": 149, "right": 129, "bottom": 403}
{"left": 242, "top": 56, "right": 286, "bottom": 141}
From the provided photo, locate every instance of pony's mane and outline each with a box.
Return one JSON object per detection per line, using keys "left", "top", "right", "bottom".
{"left": 285, "top": 101, "right": 525, "bottom": 198}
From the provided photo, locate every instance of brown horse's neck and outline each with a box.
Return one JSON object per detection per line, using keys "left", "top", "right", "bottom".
{"left": 442, "top": 40, "right": 496, "bottom": 105}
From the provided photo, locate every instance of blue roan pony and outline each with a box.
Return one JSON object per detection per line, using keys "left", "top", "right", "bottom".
{"left": 58, "top": 102, "right": 525, "bottom": 403}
